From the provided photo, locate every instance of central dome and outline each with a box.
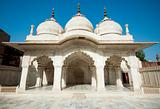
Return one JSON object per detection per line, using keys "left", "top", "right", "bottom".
{"left": 65, "top": 3, "right": 93, "bottom": 32}
{"left": 65, "top": 14, "right": 93, "bottom": 32}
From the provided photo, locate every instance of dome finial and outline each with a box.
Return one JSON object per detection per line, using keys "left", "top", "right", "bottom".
{"left": 51, "top": 8, "right": 54, "bottom": 18}
{"left": 77, "top": 3, "right": 81, "bottom": 15}
{"left": 102, "top": 6, "right": 109, "bottom": 21}
{"left": 104, "top": 7, "right": 107, "bottom": 17}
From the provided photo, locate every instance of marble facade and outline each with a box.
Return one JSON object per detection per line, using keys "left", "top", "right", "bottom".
{"left": 4, "top": 6, "right": 156, "bottom": 93}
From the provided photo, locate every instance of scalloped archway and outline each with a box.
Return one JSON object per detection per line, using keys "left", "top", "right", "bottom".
{"left": 61, "top": 52, "right": 97, "bottom": 90}
{"left": 104, "top": 55, "right": 131, "bottom": 87}
{"left": 27, "top": 55, "right": 54, "bottom": 89}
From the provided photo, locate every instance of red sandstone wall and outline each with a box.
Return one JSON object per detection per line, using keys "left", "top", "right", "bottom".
{"left": 142, "top": 62, "right": 160, "bottom": 67}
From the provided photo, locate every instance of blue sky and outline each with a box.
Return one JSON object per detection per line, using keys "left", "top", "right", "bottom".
{"left": 0, "top": 0, "right": 160, "bottom": 61}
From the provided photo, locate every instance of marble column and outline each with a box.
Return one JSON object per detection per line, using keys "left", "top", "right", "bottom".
{"left": 96, "top": 65, "right": 105, "bottom": 91}
{"left": 61, "top": 66, "right": 67, "bottom": 89}
{"left": 53, "top": 66, "right": 62, "bottom": 92}
{"left": 35, "top": 67, "right": 43, "bottom": 87}
{"left": 51, "top": 55, "right": 63, "bottom": 92}
{"left": 115, "top": 66, "right": 123, "bottom": 87}
{"left": 108, "top": 65, "right": 112, "bottom": 85}
{"left": 35, "top": 77, "right": 41, "bottom": 87}
{"left": 128, "top": 70, "right": 133, "bottom": 86}
{"left": 95, "top": 54, "right": 106, "bottom": 91}
{"left": 43, "top": 70, "right": 48, "bottom": 86}
{"left": 129, "top": 54, "right": 142, "bottom": 91}
{"left": 91, "top": 66, "right": 97, "bottom": 90}
{"left": 16, "top": 55, "right": 30, "bottom": 93}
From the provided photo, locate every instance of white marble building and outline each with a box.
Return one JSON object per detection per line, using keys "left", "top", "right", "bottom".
{"left": 5, "top": 5, "right": 155, "bottom": 93}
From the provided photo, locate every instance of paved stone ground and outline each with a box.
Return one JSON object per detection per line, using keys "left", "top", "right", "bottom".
{"left": 0, "top": 85, "right": 160, "bottom": 109}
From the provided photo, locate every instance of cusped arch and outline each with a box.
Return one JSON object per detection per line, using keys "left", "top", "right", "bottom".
{"left": 104, "top": 55, "right": 131, "bottom": 86}
{"left": 30, "top": 55, "right": 54, "bottom": 86}
{"left": 121, "top": 58, "right": 131, "bottom": 69}
{"left": 31, "top": 55, "right": 53, "bottom": 67}
{"left": 63, "top": 51, "right": 95, "bottom": 66}
{"left": 61, "top": 51, "right": 97, "bottom": 89}
{"left": 105, "top": 55, "right": 130, "bottom": 69}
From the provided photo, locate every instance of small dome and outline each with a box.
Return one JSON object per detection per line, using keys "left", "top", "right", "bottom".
{"left": 37, "top": 18, "right": 63, "bottom": 35}
{"left": 95, "top": 17, "right": 122, "bottom": 36}
{"left": 65, "top": 15, "right": 93, "bottom": 32}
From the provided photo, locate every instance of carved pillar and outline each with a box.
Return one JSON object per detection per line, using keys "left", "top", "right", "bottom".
{"left": 53, "top": 65, "right": 62, "bottom": 92}
{"left": 35, "top": 76, "right": 41, "bottom": 87}
{"left": 35, "top": 67, "right": 43, "bottom": 87}
{"left": 129, "top": 54, "right": 142, "bottom": 92}
{"left": 96, "top": 65, "right": 105, "bottom": 91}
{"left": 104, "top": 65, "right": 109, "bottom": 85}
{"left": 128, "top": 70, "right": 133, "bottom": 86}
{"left": 91, "top": 66, "right": 96, "bottom": 90}
{"left": 61, "top": 66, "right": 67, "bottom": 89}
{"left": 16, "top": 55, "right": 30, "bottom": 93}
{"left": 43, "top": 70, "right": 48, "bottom": 86}
{"left": 52, "top": 55, "right": 63, "bottom": 92}
{"left": 108, "top": 65, "right": 112, "bottom": 85}
{"left": 115, "top": 66, "right": 123, "bottom": 87}
{"left": 95, "top": 56, "right": 105, "bottom": 91}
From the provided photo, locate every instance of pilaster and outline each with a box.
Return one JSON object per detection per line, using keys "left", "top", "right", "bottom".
{"left": 129, "top": 53, "right": 142, "bottom": 92}
{"left": 51, "top": 55, "right": 63, "bottom": 92}
{"left": 16, "top": 55, "right": 31, "bottom": 93}
{"left": 61, "top": 66, "right": 67, "bottom": 89}
{"left": 115, "top": 66, "right": 123, "bottom": 87}
{"left": 43, "top": 70, "right": 48, "bottom": 86}
{"left": 91, "top": 66, "right": 97, "bottom": 90}
{"left": 95, "top": 55, "right": 105, "bottom": 91}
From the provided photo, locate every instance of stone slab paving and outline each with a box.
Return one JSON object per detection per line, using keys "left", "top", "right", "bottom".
{"left": 0, "top": 85, "right": 160, "bottom": 109}
{"left": 0, "top": 93, "right": 160, "bottom": 109}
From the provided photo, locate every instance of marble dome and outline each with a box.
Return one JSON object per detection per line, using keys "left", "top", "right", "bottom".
{"left": 95, "top": 17, "right": 122, "bottom": 36}
{"left": 36, "top": 18, "right": 63, "bottom": 35}
{"left": 65, "top": 14, "right": 93, "bottom": 32}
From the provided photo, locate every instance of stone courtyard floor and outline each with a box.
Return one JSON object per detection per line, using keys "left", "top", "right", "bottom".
{"left": 0, "top": 86, "right": 160, "bottom": 109}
